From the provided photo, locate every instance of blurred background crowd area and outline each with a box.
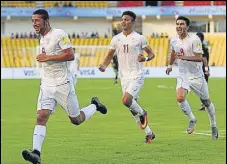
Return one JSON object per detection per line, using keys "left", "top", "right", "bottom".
{"left": 1, "top": 1, "right": 226, "bottom": 8}
{"left": 1, "top": 1, "right": 226, "bottom": 68}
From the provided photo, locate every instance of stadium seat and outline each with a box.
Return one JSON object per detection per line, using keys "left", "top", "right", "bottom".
{"left": 75, "top": 1, "right": 108, "bottom": 8}
{"left": 205, "top": 35, "right": 226, "bottom": 66}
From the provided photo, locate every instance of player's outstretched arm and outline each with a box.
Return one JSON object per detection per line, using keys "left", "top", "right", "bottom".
{"left": 99, "top": 49, "right": 115, "bottom": 72}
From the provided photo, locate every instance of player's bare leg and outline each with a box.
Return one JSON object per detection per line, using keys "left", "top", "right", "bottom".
{"left": 22, "top": 109, "right": 51, "bottom": 164}
{"left": 122, "top": 92, "right": 148, "bottom": 129}
{"left": 69, "top": 97, "right": 107, "bottom": 125}
{"left": 200, "top": 98, "right": 218, "bottom": 139}
{"left": 177, "top": 88, "right": 197, "bottom": 134}
{"left": 123, "top": 92, "right": 155, "bottom": 143}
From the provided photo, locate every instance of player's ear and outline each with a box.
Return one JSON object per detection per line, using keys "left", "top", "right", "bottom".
{"left": 186, "top": 26, "right": 189, "bottom": 31}
{"left": 45, "top": 19, "right": 49, "bottom": 26}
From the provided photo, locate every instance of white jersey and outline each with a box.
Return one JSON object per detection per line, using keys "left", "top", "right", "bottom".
{"left": 109, "top": 31, "right": 148, "bottom": 79}
{"left": 69, "top": 53, "right": 80, "bottom": 75}
{"left": 39, "top": 28, "right": 73, "bottom": 86}
{"left": 170, "top": 33, "right": 204, "bottom": 79}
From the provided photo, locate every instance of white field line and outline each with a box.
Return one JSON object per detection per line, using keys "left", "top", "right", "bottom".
{"left": 181, "top": 130, "right": 226, "bottom": 138}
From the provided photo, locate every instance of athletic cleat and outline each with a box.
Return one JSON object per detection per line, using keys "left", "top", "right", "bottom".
{"left": 139, "top": 110, "right": 148, "bottom": 130}
{"left": 187, "top": 119, "right": 197, "bottom": 134}
{"left": 91, "top": 97, "right": 107, "bottom": 114}
{"left": 198, "top": 104, "right": 206, "bottom": 111}
{"left": 211, "top": 127, "right": 218, "bottom": 139}
{"left": 145, "top": 133, "right": 155, "bottom": 144}
{"left": 22, "top": 149, "right": 41, "bottom": 164}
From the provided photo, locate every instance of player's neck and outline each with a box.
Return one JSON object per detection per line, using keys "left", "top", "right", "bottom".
{"left": 179, "top": 33, "right": 188, "bottom": 40}
{"left": 41, "top": 27, "right": 52, "bottom": 37}
{"left": 123, "top": 29, "right": 133, "bottom": 36}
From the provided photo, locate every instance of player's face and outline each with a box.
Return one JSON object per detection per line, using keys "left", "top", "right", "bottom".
{"left": 32, "top": 14, "right": 45, "bottom": 34}
{"left": 121, "top": 15, "right": 134, "bottom": 31}
{"left": 176, "top": 20, "right": 188, "bottom": 36}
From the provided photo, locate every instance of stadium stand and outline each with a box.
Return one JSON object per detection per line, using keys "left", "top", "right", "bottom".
{"left": 2, "top": 1, "right": 226, "bottom": 7}
{"left": 1, "top": 1, "right": 109, "bottom": 8}
{"left": 2, "top": 35, "right": 225, "bottom": 67}
{"left": 1, "top": 37, "right": 171, "bottom": 67}
{"left": 117, "top": 1, "right": 144, "bottom": 7}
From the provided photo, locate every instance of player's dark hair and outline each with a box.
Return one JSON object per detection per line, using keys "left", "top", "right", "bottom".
{"left": 33, "top": 9, "right": 49, "bottom": 20}
{"left": 176, "top": 16, "right": 190, "bottom": 26}
{"left": 196, "top": 32, "right": 204, "bottom": 42}
{"left": 122, "top": 11, "right": 136, "bottom": 22}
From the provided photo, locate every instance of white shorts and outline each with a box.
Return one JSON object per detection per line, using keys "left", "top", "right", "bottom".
{"left": 121, "top": 76, "right": 144, "bottom": 99}
{"left": 37, "top": 81, "right": 80, "bottom": 117}
{"left": 176, "top": 75, "right": 210, "bottom": 100}
{"left": 72, "top": 74, "right": 78, "bottom": 85}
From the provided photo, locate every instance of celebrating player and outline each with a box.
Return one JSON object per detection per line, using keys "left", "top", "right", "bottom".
{"left": 99, "top": 11, "right": 156, "bottom": 143}
{"left": 166, "top": 16, "right": 218, "bottom": 139}
{"left": 22, "top": 9, "right": 107, "bottom": 164}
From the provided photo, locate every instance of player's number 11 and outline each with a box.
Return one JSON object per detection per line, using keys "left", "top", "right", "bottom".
{"left": 123, "top": 44, "right": 129, "bottom": 53}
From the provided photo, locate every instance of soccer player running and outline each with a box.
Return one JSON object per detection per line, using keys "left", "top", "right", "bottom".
{"left": 112, "top": 53, "right": 119, "bottom": 84}
{"left": 196, "top": 32, "right": 210, "bottom": 111}
{"left": 166, "top": 16, "right": 218, "bottom": 139}
{"left": 69, "top": 48, "right": 80, "bottom": 86}
{"left": 22, "top": 9, "right": 107, "bottom": 164}
{"left": 99, "top": 11, "right": 156, "bottom": 143}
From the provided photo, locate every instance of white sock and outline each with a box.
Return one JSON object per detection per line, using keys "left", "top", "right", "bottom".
{"left": 33, "top": 125, "right": 46, "bottom": 152}
{"left": 81, "top": 104, "right": 96, "bottom": 121}
{"left": 132, "top": 115, "right": 152, "bottom": 135}
{"left": 144, "top": 125, "right": 153, "bottom": 135}
{"left": 129, "top": 100, "right": 144, "bottom": 115}
{"left": 178, "top": 100, "right": 196, "bottom": 121}
{"left": 205, "top": 103, "right": 217, "bottom": 127}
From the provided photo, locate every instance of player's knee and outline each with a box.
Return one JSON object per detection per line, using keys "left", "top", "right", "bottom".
{"left": 70, "top": 117, "right": 82, "bottom": 126}
{"left": 37, "top": 110, "right": 50, "bottom": 125}
{"left": 176, "top": 96, "right": 185, "bottom": 103}
{"left": 122, "top": 97, "right": 132, "bottom": 107}
{"left": 201, "top": 99, "right": 211, "bottom": 107}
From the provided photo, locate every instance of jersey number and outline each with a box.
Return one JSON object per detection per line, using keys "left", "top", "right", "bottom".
{"left": 180, "top": 48, "right": 184, "bottom": 55}
{"left": 42, "top": 47, "right": 46, "bottom": 54}
{"left": 123, "top": 44, "right": 129, "bottom": 53}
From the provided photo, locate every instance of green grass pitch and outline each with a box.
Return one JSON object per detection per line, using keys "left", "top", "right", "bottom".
{"left": 1, "top": 78, "right": 226, "bottom": 164}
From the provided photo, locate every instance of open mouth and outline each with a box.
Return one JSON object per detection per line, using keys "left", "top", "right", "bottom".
{"left": 177, "top": 28, "right": 182, "bottom": 32}
{"left": 33, "top": 26, "right": 40, "bottom": 31}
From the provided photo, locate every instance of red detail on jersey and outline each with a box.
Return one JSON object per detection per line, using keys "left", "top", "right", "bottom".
{"left": 180, "top": 48, "right": 184, "bottom": 55}
{"left": 123, "top": 44, "right": 129, "bottom": 53}
{"left": 42, "top": 47, "right": 46, "bottom": 54}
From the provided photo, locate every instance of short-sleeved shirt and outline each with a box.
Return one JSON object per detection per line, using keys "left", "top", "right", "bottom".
{"left": 39, "top": 28, "right": 73, "bottom": 86}
{"left": 109, "top": 31, "right": 148, "bottom": 79}
{"left": 170, "top": 34, "right": 204, "bottom": 79}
